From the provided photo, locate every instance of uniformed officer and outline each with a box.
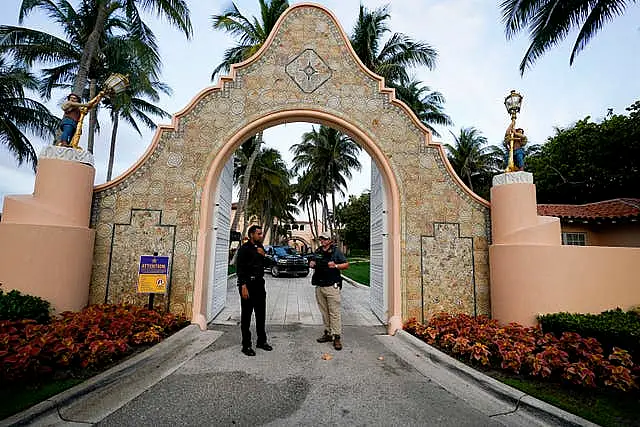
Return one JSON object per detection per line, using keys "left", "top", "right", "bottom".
{"left": 236, "top": 225, "right": 272, "bottom": 356}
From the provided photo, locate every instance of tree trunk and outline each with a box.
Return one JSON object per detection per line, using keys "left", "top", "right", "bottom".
{"left": 331, "top": 190, "right": 338, "bottom": 243}
{"left": 234, "top": 132, "right": 263, "bottom": 239}
{"left": 306, "top": 201, "right": 316, "bottom": 242}
{"left": 87, "top": 79, "right": 98, "bottom": 154}
{"left": 106, "top": 112, "right": 119, "bottom": 181}
{"left": 312, "top": 201, "right": 320, "bottom": 239}
{"left": 72, "top": 1, "right": 109, "bottom": 96}
{"left": 229, "top": 132, "right": 263, "bottom": 265}
{"left": 323, "top": 196, "right": 332, "bottom": 235}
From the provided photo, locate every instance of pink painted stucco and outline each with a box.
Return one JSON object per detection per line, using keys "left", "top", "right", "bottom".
{"left": 0, "top": 157, "right": 95, "bottom": 313}
{"left": 490, "top": 244, "right": 640, "bottom": 325}
{"left": 490, "top": 178, "right": 640, "bottom": 326}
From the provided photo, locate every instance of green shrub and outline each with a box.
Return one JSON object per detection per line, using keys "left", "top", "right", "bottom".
{"left": 538, "top": 309, "right": 640, "bottom": 361}
{"left": 0, "top": 289, "right": 51, "bottom": 324}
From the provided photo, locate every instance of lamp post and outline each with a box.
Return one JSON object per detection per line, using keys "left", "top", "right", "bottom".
{"left": 504, "top": 89, "right": 523, "bottom": 172}
{"left": 69, "top": 73, "right": 130, "bottom": 150}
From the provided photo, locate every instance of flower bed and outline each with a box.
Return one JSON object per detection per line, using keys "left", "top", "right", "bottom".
{"left": 0, "top": 304, "right": 189, "bottom": 384}
{"left": 404, "top": 313, "right": 638, "bottom": 392}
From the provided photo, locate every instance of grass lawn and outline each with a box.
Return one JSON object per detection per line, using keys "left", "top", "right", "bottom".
{"left": 343, "top": 261, "right": 369, "bottom": 286}
{"left": 1, "top": 376, "right": 85, "bottom": 420}
{"left": 488, "top": 371, "right": 640, "bottom": 426}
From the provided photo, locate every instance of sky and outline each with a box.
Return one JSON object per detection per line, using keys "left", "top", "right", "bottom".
{"left": 1, "top": 0, "right": 639, "bottom": 214}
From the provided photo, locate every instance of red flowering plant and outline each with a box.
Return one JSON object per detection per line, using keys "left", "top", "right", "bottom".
{"left": 403, "top": 313, "right": 638, "bottom": 392}
{"left": 0, "top": 304, "right": 188, "bottom": 384}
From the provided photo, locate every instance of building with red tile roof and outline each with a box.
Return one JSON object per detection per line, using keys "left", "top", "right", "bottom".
{"left": 537, "top": 198, "right": 640, "bottom": 247}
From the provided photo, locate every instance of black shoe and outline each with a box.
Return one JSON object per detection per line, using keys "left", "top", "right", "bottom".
{"left": 256, "top": 342, "right": 273, "bottom": 351}
{"left": 242, "top": 347, "right": 256, "bottom": 356}
{"left": 317, "top": 330, "right": 333, "bottom": 343}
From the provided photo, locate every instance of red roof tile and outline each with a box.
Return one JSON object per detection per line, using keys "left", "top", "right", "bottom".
{"left": 537, "top": 198, "right": 640, "bottom": 220}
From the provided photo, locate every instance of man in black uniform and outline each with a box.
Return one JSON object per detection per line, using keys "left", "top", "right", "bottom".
{"left": 236, "top": 225, "right": 273, "bottom": 356}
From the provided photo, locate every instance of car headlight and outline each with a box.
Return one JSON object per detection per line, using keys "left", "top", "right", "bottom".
{"left": 303, "top": 258, "right": 308, "bottom": 265}
{"left": 277, "top": 259, "right": 287, "bottom": 264}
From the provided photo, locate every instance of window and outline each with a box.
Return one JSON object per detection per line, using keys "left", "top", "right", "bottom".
{"left": 274, "top": 246, "right": 298, "bottom": 256}
{"left": 562, "top": 232, "right": 586, "bottom": 246}
{"left": 299, "top": 225, "right": 304, "bottom": 231}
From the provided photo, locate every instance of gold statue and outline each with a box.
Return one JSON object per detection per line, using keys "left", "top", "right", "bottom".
{"left": 56, "top": 93, "right": 102, "bottom": 149}
{"left": 504, "top": 120, "right": 527, "bottom": 172}
{"left": 503, "top": 90, "right": 525, "bottom": 172}
{"left": 56, "top": 73, "right": 130, "bottom": 150}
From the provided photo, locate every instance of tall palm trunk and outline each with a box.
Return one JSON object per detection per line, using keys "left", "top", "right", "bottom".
{"left": 231, "top": 131, "right": 262, "bottom": 237}
{"left": 72, "top": 1, "right": 109, "bottom": 96}
{"left": 331, "top": 190, "right": 338, "bottom": 243}
{"left": 87, "top": 78, "right": 98, "bottom": 153}
{"left": 306, "top": 200, "right": 316, "bottom": 242}
{"left": 323, "top": 195, "right": 332, "bottom": 236}
{"left": 106, "top": 112, "right": 119, "bottom": 181}
{"left": 312, "top": 201, "right": 320, "bottom": 238}
{"left": 230, "top": 131, "right": 263, "bottom": 265}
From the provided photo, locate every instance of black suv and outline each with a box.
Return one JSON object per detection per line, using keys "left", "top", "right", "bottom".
{"left": 264, "top": 246, "right": 309, "bottom": 277}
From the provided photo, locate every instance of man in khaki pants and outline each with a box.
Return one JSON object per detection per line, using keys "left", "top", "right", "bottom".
{"left": 309, "top": 233, "right": 349, "bottom": 350}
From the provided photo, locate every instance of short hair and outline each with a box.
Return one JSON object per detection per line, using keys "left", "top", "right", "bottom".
{"left": 67, "top": 93, "right": 80, "bottom": 100}
{"left": 247, "top": 225, "right": 262, "bottom": 237}
{"left": 516, "top": 128, "right": 524, "bottom": 133}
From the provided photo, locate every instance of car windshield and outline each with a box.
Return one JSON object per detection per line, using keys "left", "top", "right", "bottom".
{"left": 274, "top": 247, "right": 297, "bottom": 256}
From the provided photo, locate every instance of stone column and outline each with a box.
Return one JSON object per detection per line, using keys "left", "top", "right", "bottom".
{"left": 0, "top": 146, "right": 96, "bottom": 312}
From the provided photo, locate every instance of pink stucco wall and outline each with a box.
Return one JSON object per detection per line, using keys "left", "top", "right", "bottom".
{"left": 490, "top": 175, "right": 640, "bottom": 326}
{"left": 490, "top": 244, "right": 640, "bottom": 325}
{"left": 0, "top": 156, "right": 95, "bottom": 313}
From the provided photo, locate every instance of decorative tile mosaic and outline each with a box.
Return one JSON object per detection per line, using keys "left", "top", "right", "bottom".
{"left": 90, "top": 4, "right": 491, "bottom": 321}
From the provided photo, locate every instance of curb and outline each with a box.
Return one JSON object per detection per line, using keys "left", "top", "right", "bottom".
{"left": 341, "top": 275, "right": 369, "bottom": 289}
{"left": 395, "top": 330, "right": 597, "bottom": 427}
{"left": 1, "top": 325, "right": 221, "bottom": 427}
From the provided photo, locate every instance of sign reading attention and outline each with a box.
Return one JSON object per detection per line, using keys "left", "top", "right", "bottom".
{"left": 137, "top": 256, "right": 169, "bottom": 294}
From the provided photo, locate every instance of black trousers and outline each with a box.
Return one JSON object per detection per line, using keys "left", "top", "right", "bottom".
{"left": 239, "top": 278, "right": 267, "bottom": 348}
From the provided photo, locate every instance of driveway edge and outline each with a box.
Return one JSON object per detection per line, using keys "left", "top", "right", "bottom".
{"left": 394, "top": 330, "right": 597, "bottom": 426}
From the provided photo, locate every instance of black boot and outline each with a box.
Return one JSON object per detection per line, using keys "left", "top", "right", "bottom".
{"left": 317, "top": 330, "right": 333, "bottom": 343}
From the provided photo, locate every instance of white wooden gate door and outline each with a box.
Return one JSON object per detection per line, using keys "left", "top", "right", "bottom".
{"left": 206, "top": 157, "right": 233, "bottom": 320}
{"left": 369, "top": 163, "right": 388, "bottom": 323}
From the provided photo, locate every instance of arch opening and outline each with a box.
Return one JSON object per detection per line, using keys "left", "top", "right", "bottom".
{"left": 192, "top": 109, "right": 402, "bottom": 335}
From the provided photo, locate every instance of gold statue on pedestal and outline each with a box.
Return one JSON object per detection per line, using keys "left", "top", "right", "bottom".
{"left": 503, "top": 90, "right": 526, "bottom": 172}
{"left": 56, "top": 73, "right": 129, "bottom": 150}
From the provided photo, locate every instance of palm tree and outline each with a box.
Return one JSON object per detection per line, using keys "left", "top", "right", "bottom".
{"left": 244, "top": 147, "right": 297, "bottom": 243}
{"left": 293, "top": 175, "right": 324, "bottom": 242}
{"left": 1, "top": 0, "right": 166, "bottom": 154}
{"left": 350, "top": 4, "right": 437, "bottom": 86}
{"left": 99, "top": 30, "right": 170, "bottom": 180}
{"left": 0, "top": 55, "right": 58, "bottom": 168}
{"left": 349, "top": 4, "right": 452, "bottom": 136}
{"left": 444, "top": 127, "right": 501, "bottom": 195}
{"left": 394, "top": 80, "right": 453, "bottom": 137}
{"left": 1, "top": 1, "right": 125, "bottom": 152}
{"left": 210, "top": 0, "right": 289, "bottom": 80}
{"left": 211, "top": 0, "right": 289, "bottom": 242}
{"left": 16, "top": 0, "right": 191, "bottom": 98}
{"left": 501, "top": 0, "right": 637, "bottom": 75}
{"left": 291, "top": 126, "right": 362, "bottom": 237}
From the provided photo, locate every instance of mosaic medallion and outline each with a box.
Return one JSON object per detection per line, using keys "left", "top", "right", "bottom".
{"left": 285, "top": 48, "right": 332, "bottom": 93}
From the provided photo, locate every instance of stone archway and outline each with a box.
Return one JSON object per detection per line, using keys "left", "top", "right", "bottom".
{"left": 90, "top": 4, "right": 490, "bottom": 334}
